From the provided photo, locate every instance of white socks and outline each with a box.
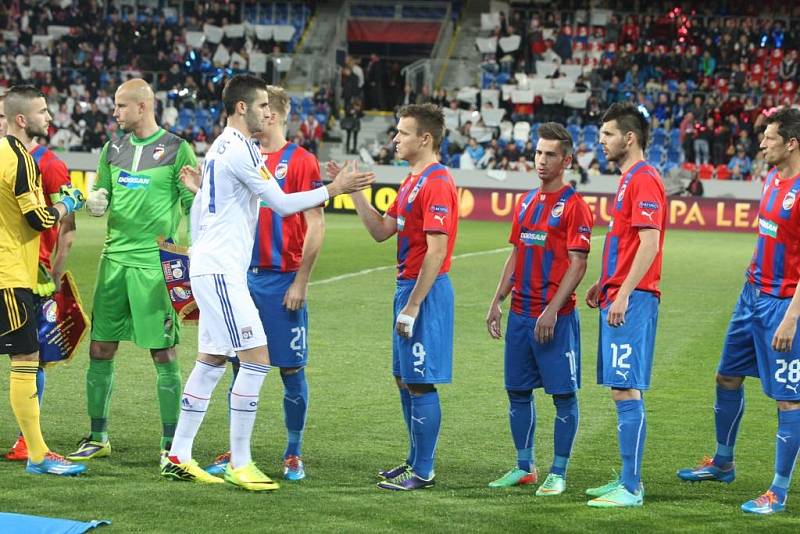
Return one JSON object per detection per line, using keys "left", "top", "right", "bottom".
{"left": 229, "top": 362, "right": 270, "bottom": 468}
{"left": 169, "top": 360, "right": 226, "bottom": 463}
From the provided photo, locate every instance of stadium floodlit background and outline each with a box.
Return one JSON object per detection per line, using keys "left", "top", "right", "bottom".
{"left": 1, "top": 0, "right": 800, "bottom": 532}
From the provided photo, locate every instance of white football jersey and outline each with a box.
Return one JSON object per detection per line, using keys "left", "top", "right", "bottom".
{"left": 190, "top": 126, "right": 328, "bottom": 276}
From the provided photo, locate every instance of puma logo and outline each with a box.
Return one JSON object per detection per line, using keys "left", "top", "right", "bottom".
{"left": 111, "top": 143, "right": 121, "bottom": 154}
{"left": 555, "top": 415, "right": 569, "bottom": 424}
{"left": 580, "top": 235, "right": 591, "bottom": 244}
{"left": 641, "top": 210, "right": 654, "bottom": 221}
{"left": 777, "top": 433, "right": 791, "bottom": 443}
{"left": 786, "top": 384, "right": 799, "bottom": 394}
{"left": 616, "top": 370, "right": 629, "bottom": 381}
{"left": 433, "top": 214, "right": 446, "bottom": 225}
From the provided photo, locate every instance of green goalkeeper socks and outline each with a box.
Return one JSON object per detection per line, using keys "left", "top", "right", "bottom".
{"left": 87, "top": 359, "right": 115, "bottom": 443}
{"left": 155, "top": 359, "right": 182, "bottom": 450}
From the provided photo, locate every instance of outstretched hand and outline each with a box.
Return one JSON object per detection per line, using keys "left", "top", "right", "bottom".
{"left": 180, "top": 165, "right": 202, "bottom": 194}
{"left": 327, "top": 160, "right": 375, "bottom": 196}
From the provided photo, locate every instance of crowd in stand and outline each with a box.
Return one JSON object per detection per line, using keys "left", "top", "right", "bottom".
{"left": 444, "top": 3, "right": 800, "bottom": 182}
{"left": 0, "top": 0, "right": 328, "bottom": 155}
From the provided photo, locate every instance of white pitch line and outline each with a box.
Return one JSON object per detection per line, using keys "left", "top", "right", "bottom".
{"left": 310, "top": 235, "right": 603, "bottom": 287}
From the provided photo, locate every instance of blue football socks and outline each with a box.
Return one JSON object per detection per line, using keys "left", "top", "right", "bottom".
{"left": 400, "top": 388, "right": 415, "bottom": 465}
{"left": 713, "top": 385, "right": 744, "bottom": 467}
{"left": 552, "top": 393, "right": 579, "bottom": 477}
{"left": 616, "top": 398, "right": 646, "bottom": 494}
{"left": 770, "top": 408, "right": 800, "bottom": 504}
{"left": 281, "top": 369, "right": 308, "bottom": 458}
{"left": 508, "top": 390, "right": 535, "bottom": 472}
{"left": 409, "top": 390, "right": 441, "bottom": 479}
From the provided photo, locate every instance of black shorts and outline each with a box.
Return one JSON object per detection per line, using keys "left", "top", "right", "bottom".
{"left": 0, "top": 288, "right": 39, "bottom": 356}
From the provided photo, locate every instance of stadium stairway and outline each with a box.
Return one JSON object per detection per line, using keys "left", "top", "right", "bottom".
{"left": 283, "top": 4, "right": 341, "bottom": 91}
{"left": 321, "top": 114, "right": 397, "bottom": 166}
{"left": 438, "top": 1, "right": 483, "bottom": 90}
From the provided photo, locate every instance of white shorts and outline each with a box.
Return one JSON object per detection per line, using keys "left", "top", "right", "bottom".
{"left": 191, "top": 274, "right": 267, "bottom": 355}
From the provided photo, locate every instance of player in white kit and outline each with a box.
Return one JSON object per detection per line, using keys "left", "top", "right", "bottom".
{"left": 160, "top": 74, "right": 374, "bottom": 490}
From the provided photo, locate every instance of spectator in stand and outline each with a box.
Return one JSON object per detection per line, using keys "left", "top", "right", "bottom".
{"left": 780, "top": 50, "right": 798, "bottom": 82}
{"left": 694, "top": 118, "right": 713, "bottom": 165}
{"left": 364, "top": 53, "right": 385, "bottom": 110}
{"left": 464, "top": 137, "right": 485, "bottom": 167}
{"left": 287, "top": 112, "right": 302, "bottom": 140}
{"left": 686, "top": 172, "right": 704, "bottom": 197}
{"left": 727, "top": 146, "right": 753, "bottom": 180}
{"left": 341, "top": 98, "right": 363, "bottom": 155}
{"left": 341, "top": 66, "right": 361, "bottom": 113}
{"left": 375, "top": 147, "right": 392, "bottom": 165}
{"left": 300, "top": 114, "right": 324, "bottom": 155}
{"left": 398, "top": 83, "right": 416, "bottom": 108}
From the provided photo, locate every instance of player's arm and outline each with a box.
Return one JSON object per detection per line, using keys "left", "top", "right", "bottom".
{"left": 606, "top": 228, "right": 660, "bottom": 326}
{"left": 773, "top": 282, "right": 800, "bottom": 352}
{"left": 87, "top": 142, "right": 111, "bottom": 216}
{"left": 10, "top": 145, "right": 75, "bottom": 230}
{"left": 534, "top": 250, "right": 588, "bottom": 343}
{"left": 486, "top": 248, "right": 516, "bottom": 339}
{"left": 50, "top": 213, "right": 76, "bottom": 290}
{"left": 238, "top": 150, "right": 373, "bottom": 217}
{"left": 175, "top": 141, "right": 198, "bottom": 215}
{"left": 327, "top": 160, "right": 396, "bottom": 241}
{"left": 396, "top": 232, "right": 448, "bottom": 338}
{"left": 284, "top": 206, "right": 325, "bottom": 311}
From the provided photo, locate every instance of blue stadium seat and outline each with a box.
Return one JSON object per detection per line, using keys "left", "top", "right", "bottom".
{"left": 652, "top": 127, "right": 667, "bottom": 147}
{"left": 583, "top": 124, "right": 598, "bottom": 148}
{"left": 647, "top": 146, "right": 664, "bottom": 162}
{"left": 669, "top": 128, "right": 681, "bottom": 148}
{"left": 567, "top": 124, "right": 581, "bottom": 145}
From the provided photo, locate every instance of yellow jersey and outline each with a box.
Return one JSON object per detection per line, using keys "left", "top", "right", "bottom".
{"left": 0, "top": 135, "right": 56, "bottom": 289}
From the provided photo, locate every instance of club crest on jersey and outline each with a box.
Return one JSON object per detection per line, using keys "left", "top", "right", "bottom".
{"left": 783, "top": 192, "right": 796, "bottom": 211}
{"left": 117, "top": 170, "right": 150, "bottom": 189}
{"left": 408, "top": 183, "right": 423, "bottom": 203}
{"left": 152, "top": 144, "right": 165, "bottom": 161}
{"left": 551, "top": 201, "right": 565, "bottom": 218}
{"left": 759, "top": 217, "right": 778, "bottom": 238}
{"left": 617, "top": 183, "right": 627, "bottom": 202}
{"left": 241, "top": 326, "right": 253, "bottom": 340}
{"left": 275, "top": 163, "right": 288, "bottom": 179}
{"left": 520, "top": 230, "right": 547, "bottom": 247}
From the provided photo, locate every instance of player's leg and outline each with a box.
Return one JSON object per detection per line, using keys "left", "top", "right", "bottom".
{"left": 248, "top": 270, "right": 309, "bottom": 480}
{"left": 742, "top": 295, "right": 800, "bottom": 514}
{"left": 2, "top": 288, "right": 84, "bottom": 475}
{"left": 280, "top": 367, "right": 308, "bottom": 480}
{"left": 678, "top": 282, "right": 757, "bottom": 483}
{"left": 127, "top": 266, "right": 183, "bottom": 452}
{"left": 489, "top": 310, "right": 538, "bottom": 488}
{"left": 69, "top": 258, "right": 130, "bottom": 460}
{"left": 378, "top": 276, "right": 453, "bottom": 491}
{"left": 588, "top": 291, "right": 657, "bottom": 507}
{"left": 535, "top": 309, "right": 581, "bottom": 496}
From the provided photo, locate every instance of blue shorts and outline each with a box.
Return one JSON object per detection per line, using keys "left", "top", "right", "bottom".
{"left": 247, "top": 269, "right": 308, "bottom": 368}
{"left": 597, "top": 290, "right": 659, "bottom": 390}
{"left": 504, "top": 309, "right": 581, "bottom": 394}
{"left": 718, "top": 282, "right": 800, "bottom": 401}
{"left": 392, "top": 274, "right": 454, "bottom": 384}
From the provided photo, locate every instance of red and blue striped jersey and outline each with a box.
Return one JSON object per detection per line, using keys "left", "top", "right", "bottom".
{"left": 250, "top": 143, "right": 323, "bottom": 272}
{"left": 747, "top": 168, "right": 800, "bottom": 298}
{"left": 386, "top": 162, "right": 458, "bottom": 280}
{"left": 599, "top": 160, "right": 666, "bottom": 305}
{"left": 509, "top": 185, "right": 593, "bottom": 317}
{"left": 30, "top": 144, "right": 70, "bottom": 270}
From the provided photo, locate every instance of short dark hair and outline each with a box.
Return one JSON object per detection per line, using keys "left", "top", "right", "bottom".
{"left": 4, "top": 85, "right": 45, "bottom": 119}
{"left": 601, "top": 102, "right": 649, "bottom": 150}
{"left": 397, "top": 103, "right": 445, "bottom": 150}
{"left": 537, "top": 122, "right": 574, "bottom": 156}
{"left": 222, "top": 74, "right": 266, "bottom": 115}
{"left": 765, "top": 107, "right": 800, "bottom": 145}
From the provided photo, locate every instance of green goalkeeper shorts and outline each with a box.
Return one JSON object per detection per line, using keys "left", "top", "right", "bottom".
{"left": 91, "top": 257, "right": 180, "bottom": 349}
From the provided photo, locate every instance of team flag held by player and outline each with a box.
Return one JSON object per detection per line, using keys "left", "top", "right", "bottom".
{"left": 157, "top": 237, "right": 199, "bottom": 322}
{"left": 37, "top": 272, "right": 89, "bottom": 367}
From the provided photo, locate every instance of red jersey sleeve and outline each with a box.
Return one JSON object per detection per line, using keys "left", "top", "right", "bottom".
{"left": 295, "top": 151, "right": 323, "bottom": 192}
{"left": 41, "top": 156, "right": 70, "bottom": 201}
{"left": 508, "top": 194, "right": 525, "bottom": 244}
{"left": 630, "top": 174, "right": 664, "bottom": 230}
{"left": 566, "top": 196, "right": 594, "bottom": 252}
{"left": 421, "top": 178, "right": 456, "bottom": 234}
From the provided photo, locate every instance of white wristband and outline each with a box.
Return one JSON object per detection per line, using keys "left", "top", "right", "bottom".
{"left": 396, "top": 313, "right": 416, "bottom": 337}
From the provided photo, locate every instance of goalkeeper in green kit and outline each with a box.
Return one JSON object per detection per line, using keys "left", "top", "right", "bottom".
{"left": 67, "top": 79, "right": 197, "bottom": 463}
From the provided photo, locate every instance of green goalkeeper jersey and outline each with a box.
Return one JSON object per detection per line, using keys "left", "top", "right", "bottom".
{"left": 94, "top": 128, "right": 197, "bottom": 267}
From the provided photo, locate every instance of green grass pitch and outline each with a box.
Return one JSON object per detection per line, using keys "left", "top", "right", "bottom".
{"left": 0, "top": 212, "right": 796, "bottom": 532}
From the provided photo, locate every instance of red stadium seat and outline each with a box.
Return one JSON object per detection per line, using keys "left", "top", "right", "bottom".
{"left": 698, "top": 163, "right": 715, "bottom": 180}
{"left": 766, "top": 79, "right": 781, "bottom": 96}
{"left": 771, "top": 48, "right": 784, "bottom": 65}
{"left": 682, "top": 162, "right": 696, "bottom": 173}
{"left": 783, "top": 80, "right": 797, "bottom": 96}
{"left": 716, "top": 164, "right": 731, "bottom": 180}
{"left": 750, "top": 63, "right": 765, "bottom": 85}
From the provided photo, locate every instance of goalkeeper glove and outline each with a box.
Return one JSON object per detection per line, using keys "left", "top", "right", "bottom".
{"left": 58, "top": 184, "right": 85, "bottom": 215}
{"left": 34, "top": 263, "right": 56, "bottom": 297}
{"left": 86, "top": 188, "right": 109, "bottom": 217}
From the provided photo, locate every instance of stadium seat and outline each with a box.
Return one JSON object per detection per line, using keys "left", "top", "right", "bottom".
{"left": 499, "top": 120, "right": 513, "bottom": 142}
{"left": 647, "top": 146, "right": 664, "bottom": 163}
{"left": 567, "top": 124, "right": 581, "bottom": 145}
{"left": 698, "top": 163, "right": 715, "bottom": 180}
{"left": 669, "top": 128, "right": 681, "bottom": 149}
{"left": 682, "top": 162, "right": 696, "bottom": 173}
{"left": 716, "top": 164, "right": 731, "bottom": 180}
{"left": 512, "top": 121, "right": 531, "bottom": 144}
{"left": 582, "top": 125, "right": 598, "bottom": 148}
{"left": 651, "top": 127, "right": 666, "bottom": 147}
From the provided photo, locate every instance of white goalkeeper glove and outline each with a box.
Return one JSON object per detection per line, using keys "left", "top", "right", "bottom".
{"left": 86, "top": 188, "right": 109, "bottom": 216}
{"left": 395, "top": 313, "right": 416, "bottom": 338}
